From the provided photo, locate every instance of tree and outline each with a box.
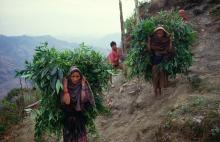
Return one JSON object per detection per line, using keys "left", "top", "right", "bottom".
{"left": 134, "top": 0, "right": 140, "bottom": 24}
{"left": 119, "top": 0, "right": 125, "bottom": 53}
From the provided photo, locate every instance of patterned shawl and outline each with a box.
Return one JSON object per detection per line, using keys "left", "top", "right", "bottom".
{"left": 67, "top": 66, "right": 95, "bottom": 111}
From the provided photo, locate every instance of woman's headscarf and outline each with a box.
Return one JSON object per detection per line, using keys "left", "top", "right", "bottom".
{"left": 68, "top": 66, "right": 82, "bottom": 77}
{"left": 153, "top": 26, "right": 170, "bottom": 36}
{"left": 66, "top": 65, "right": 95, "bottom": 111}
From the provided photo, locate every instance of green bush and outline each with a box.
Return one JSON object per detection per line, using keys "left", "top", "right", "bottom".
{"left": 0, "top": 89, "right": 22, "bottom": 137}
{"left": 0, "top": 88, "right": 39, "bottom": 139}
{"left": 17, "top": 43, "right": 111, "bottom": 140}
{"left": 210, "top": 6, "right": 220, "bottom": 16}
{"left": 188, "top": 74, "right": 202, "bottom": 90}
{"left": 0, "top": 124, "right": 6, "bottom": 135}
{"left": 125, "top": 11, "right": 196, "bottom": 80}
{"left": 5, "top": 88, "right": 22, "bottom": 101}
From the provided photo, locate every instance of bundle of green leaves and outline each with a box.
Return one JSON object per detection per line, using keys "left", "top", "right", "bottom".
{"left": 17, "top": 43, "right": 111, "bottom": 140}
{"left": 125, "top": 11, "right": 196, "bottom": 80}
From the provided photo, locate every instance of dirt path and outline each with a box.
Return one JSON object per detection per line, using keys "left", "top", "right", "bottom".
{"left": 95, "top": 74, "right": 190, "bottom": 142}
{"left": 95, "top": 73, "right": 220, "bottom": 142}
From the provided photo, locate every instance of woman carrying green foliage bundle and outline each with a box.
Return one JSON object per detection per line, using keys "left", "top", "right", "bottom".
{"left": 125, "top": 11, "right": 195, "bottom": 97}
{"left": 16, "top": 43, "right": 111, "bottom": 141}
{"left": 148, "top": 26, "right": 173, "bottom": 97}
{"left": 61, "top": 65, "right": 95, "bottom": 142}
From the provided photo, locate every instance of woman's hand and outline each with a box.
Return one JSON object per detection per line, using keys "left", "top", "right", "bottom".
{"left": 63, "top": 92, "right": 70, "bottom": 105}
{"left": 62, "top": 77, "right": 70, "bottom": 105}
{"left": 147, "top": 36, "right": 151, "bottom": 52}
{"left": 81, "top": 76, "right": 88, "bottom": 103}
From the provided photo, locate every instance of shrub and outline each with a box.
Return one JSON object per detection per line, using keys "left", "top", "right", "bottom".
{"left": 210, "top": 6, "right": 220, "bottom": 16}
{"left": 0, "top": 124, "right": 6, "bottom": 135}
{"left": 188, "top": 74, "right": 202, "bottom": 90}
{"left": 0, "top": 88, "right": 26, "bottom": 137}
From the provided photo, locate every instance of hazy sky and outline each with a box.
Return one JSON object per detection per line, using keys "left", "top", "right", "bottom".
{"left": 0, "top": 0, "right": 135, "bottom": 37}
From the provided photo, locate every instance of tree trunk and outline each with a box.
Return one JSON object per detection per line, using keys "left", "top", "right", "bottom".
{"left": 18, "top": 77, "right": 25, "bottom": 121}
{"left": 134, "top": 0, "right": 140, "bottom": 24}
{"left": 119, "top": 0, "right": 125, "bottom": 54}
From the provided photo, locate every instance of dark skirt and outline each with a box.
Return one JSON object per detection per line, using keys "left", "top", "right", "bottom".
{"left": 63, "top": 106, "right": 87, "bottom": 142}
{"left": 151, "top": 55, "right": 163, "bottom": 65}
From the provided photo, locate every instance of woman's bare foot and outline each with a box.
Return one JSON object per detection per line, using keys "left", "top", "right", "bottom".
{"left": 154, "top": 89, "right": 158, "bottom": 97}
{"left": 158, "top": 88, "right": 162, "bottom": 96}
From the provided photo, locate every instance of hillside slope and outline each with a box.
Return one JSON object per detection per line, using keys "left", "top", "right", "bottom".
{"left": 1, "top": 1, "right": 220, "bottom": 142}
{"left": 95, "top": 1, "right": 220, "bottom": 142}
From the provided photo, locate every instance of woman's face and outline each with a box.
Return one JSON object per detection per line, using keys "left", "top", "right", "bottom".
{"left": 70, "top": 72, "right": 81, "bottom": 84}
{"left": 156, "top": 29, "right": 165, "bottom": 39}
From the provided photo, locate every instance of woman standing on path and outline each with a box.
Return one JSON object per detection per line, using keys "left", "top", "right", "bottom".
{"left": 61, "top": 65, "right": 95, "bottom": 142}
{"left": 148, "top": 26, "right": 172, "bottom": 97}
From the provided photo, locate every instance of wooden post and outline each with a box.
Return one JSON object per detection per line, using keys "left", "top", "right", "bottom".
{"left": 134, "top": 0, "right": 140, "bottom": 24}
{"left": 119, "top": 0, "right": 125, "bottom": 54}
{"left": 18, "top": 77, "right": 25, "bottom": 121}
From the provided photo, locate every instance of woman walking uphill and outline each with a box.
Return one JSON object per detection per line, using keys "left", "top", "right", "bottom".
{"left": 61, "top": 65, "right": 95, "bottom": 142}
{"left": 148, "top": 26, "right": 172, "bottom": 97}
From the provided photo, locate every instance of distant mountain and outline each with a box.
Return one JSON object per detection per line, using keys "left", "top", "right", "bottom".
{"left": 0, "top": 35, "right": 79, "bottom": 99}
{"left": 0, "top": 35, "right": 79, "bottom": 67}
{"left": 57, "top": 33, "right": 121, "bottom": 55}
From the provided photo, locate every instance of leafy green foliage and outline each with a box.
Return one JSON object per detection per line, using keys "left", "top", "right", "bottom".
{"left": 17, "top": 43, "right": 111, "bottom": 140}
{"left": 210, "top": 6, "right": 220, "bottom": 16}
{"left": 0, "top": 98, "right": 19, "bottom": 136}
{"left": 125, "top": 11, "right": 196, "bottom": 80}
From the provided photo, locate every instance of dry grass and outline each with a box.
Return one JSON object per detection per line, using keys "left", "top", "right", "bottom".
{"left": 156, "top": 96, "right": 220, "bottom": 142}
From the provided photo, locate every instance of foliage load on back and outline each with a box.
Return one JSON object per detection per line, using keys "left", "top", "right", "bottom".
{"left": 17, "top": 43, "right": 111, "bottom": 140}
{"left": 125, "top": 11, "right": 196, "bottom": 80}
